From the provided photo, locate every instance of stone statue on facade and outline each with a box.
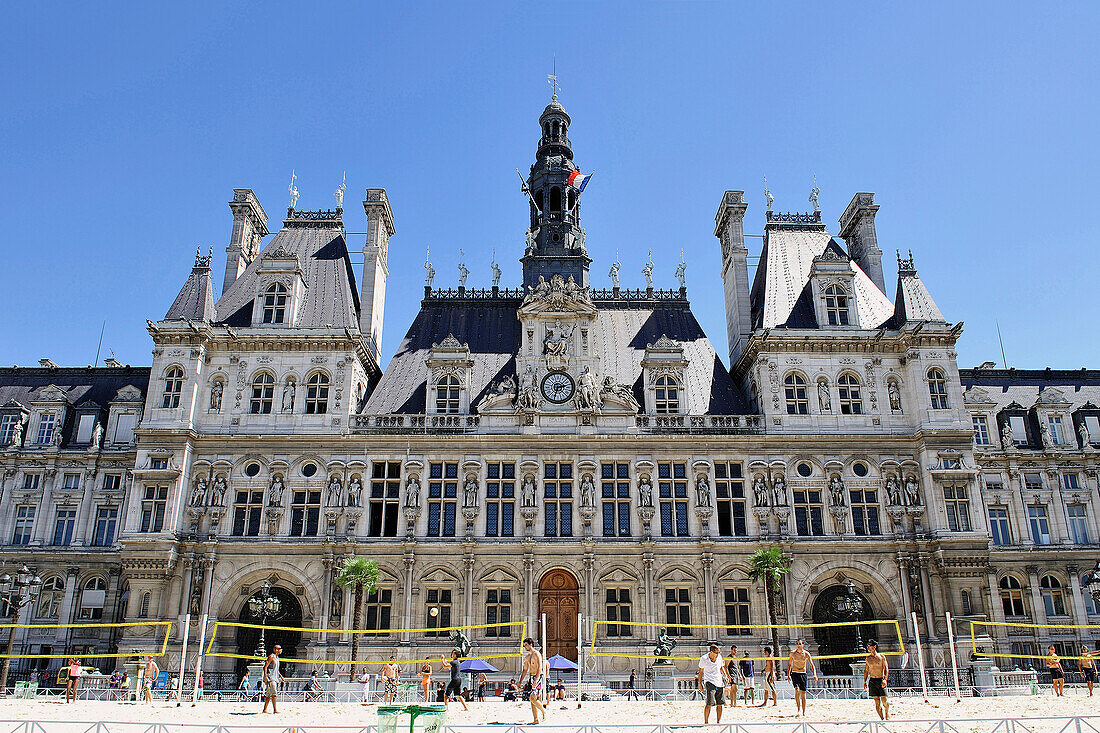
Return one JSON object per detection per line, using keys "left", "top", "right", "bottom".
{"left": 269, "top": 475, "right": 285, "bottom": 507}
{"left": 904, "top": 476, "right": 920, "bottom": 506}
{"left": 764, "top": 175, "right": 774, "bottom": 211}
{"left": 8, "top": 418, "right": 23, "bottom": 449}
{"left": 753, "top": 475, "right": 769, "bottom": 507}
{"left": 829, "top": 475, "right": 846, "bottom": 507}
{"left": 424, "top": 248, "right": 435, "bottom": 288}
{"left": 695, "top": 475, "right": 711, "bottom": 507}
{"left": 190, "top": 477, "right": 208, "bottom": 507}
{"left": 642, "top": 251, "right": 654, "bottom": 288}
{"left": 576, "top": 227, "right": 586, "bottom": 253}
{"left": 1040, "top": 421, "right": 1053, "bottom": 448}
{"left": 210, "top": 380, "right": 223, "bottom": 412}
{"left": 885, "top": 475, "right": 902, "bottom": 506}
{"left": 490, "top": 252, "right": 501, "bottom": 288}
{"left": 638, "top": 475, "right": 654, "bottom": 507}
{"left": 450, "top": 629, "right": 472, "bottom": 658}
{"left": 809, "top": 175, "right": 820, "bottom": 213}
{"left": 818, "top": 378, "right": 831, "bottom": 412}
{"left": 334, "top": 172, "right": 346, "bottom": 208}
{"left": 288, "top": 170, "right": 299, "bottom": 210}
{"left": 457, "top": 251, "right": 469, "bottom": 288}
{"left": 772, "top": 475, "right": 788, "bottom": 506}
{"left": 888, "top": 380, "right": 902, "bottom": 412}
{"left": 653, "top": 631, "right": 676, "bottom": 665}
{"left": 90, "top": 423, "right": 102, "bottom": 450}
{"left": 675, "top": 254, "right": 687, "bottom": 289}
{"left": 282, "top": 379, "right": 296, "bottom": 412}
{"left": 521, "top": 474, "right": 537, "bottom": 507}
{"left": 525, "top": 228, "right": 538, "bottom": 256}
{"left": 463, "top": 476, "right": 479, "bottom": 508}
{"left": 609, "top": 251, "right": 621, "bottom": 288}
{"left": 576, "top": 366, "right": 601, "bottom": 411}
{"left": 1081, "top": 421, "right": 1092, "bottom": 448}
{"left": 405, "top": 475, "right": 421, "bottom": 507}
{"left": 327, "top": 476, "right": 343, "bottom": 507}
{"left": 211, "top": 475, "right": 227, "bottom": 506}
{"left": 580, "top": 474, "right": 595, "bottom": 509}
{"left": 347, "top": 476, "right": 362, "bottom": 507}
{"left": 1001, "top": 420, "right": 1014, "bottom": 447}
{"left": 517, "top": 365, "right": 540, "bottom": 411}
{"left": 600, "top": 377, "right": 640, "bottom": 413}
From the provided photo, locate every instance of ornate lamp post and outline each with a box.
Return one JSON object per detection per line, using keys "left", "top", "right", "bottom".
{"left": 834, "top": 579, "right": 865, "bottom": 653}
{"left": 247, "top": 581, "right": 281, "bottom": 658}
{"left": 1081, "top": 561, "right": 1100, "bottom": 606}
{"left": 0, "top": 565, "right": 43, "bottom": 694}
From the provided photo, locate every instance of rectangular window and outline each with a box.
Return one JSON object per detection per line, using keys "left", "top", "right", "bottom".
{"left": 425, "top": 588, "right": 452, "bottom": 637}
{"left": 543, "top": 462, "right": 573, "bottom": 537}
{"left": 62, "top": 473, "right": 81, "bottom": 491}
{"left": 850, "top": 488, "right": 881, "bottom": 536}
{"left": 0, "top": 414, "right": 17, "bottom": 445}
{"left": 658, "top": 462, "right": 689, "bottom": 537}
{"left": 92, "top": 506, "right": 118, "bottom": 547}
{"left": 102, "top": 474, "right": 121, "bottom": 492}
{"left": 232, "top": 489, "right": 265, "bottom": 537}
{"left": 485, "top": 589, "right": 512, "bottom": 637}
{"left": 76, "top": 414, "right": 95, "bottom": 443}
{"left": 944, "top": 484, "right": 972, "bottom": 532}
{"left": 289, "top": 489, "right": 322, "bottom": 537}
{"left": 37, "top": 413, "right": 56, "bottom": 444}
{"left": 427, "top": 462, "right": 458, "bottom": 537}
{"left": 52, "top": 509, "right": 76, "bottom": 546}
{"left": 1067, "top": 504, "right": 1089, "bottom": 545}
{"left": 150, "top": 457, "right": 168, "bottom": 470}
{"left": 12, "top": 506, "right": 35, "bottom": 545}
{"left": 794, "top": 488, "right": 825, "bottom": 536}
{"left": 664, "top": 587, "right": 692, "bottom": 636}
{"left": 1048, "top": 415, "right": 1066, "bottom": 445}
{"left": 972, "top": 416, "right": 990, "bottom": 446}
{"left": 605, "top": 588, "right": 632, "bottom": 637}
{"left": 365, "top": 588, "right": 392, "bottom": 634}
{"left": 140, "top": 486, "right": 168, "bottom": 533}
{"left": 113, "top": 413, "right": 136, "bottom": 444}
{"left": 1086, "top": 416, "right": 1100, "bottom": 445}
{"left": 1028, "top": 505, "right": 1051, "bottom": 545}
{"left": 369, "top": 461, "right": 401, "bottom": 538}
{"left": 1063, "top": 473, "right": 1081, "bottom": 491}
{"left": 1024, "top": 473, "right": 1044, "bottom": 493}
{"left": 988, "top": 507, "right": 1011, "bottom": 546}
{"left": 1010, "top": 416, "right": 1028, "bottom": 445}
{"left": 22, "top": 474, "right": 40, "bottom": 491}
{"left": 601, "top": 462, "right": 631, "bottom": 538}
{"left": 724, "top": 587, "right": 751, "bottom": 636}
{"left": 715, "top": 462, "right": 747, "bottom": 537}
{"left": 485, "top": 462, "right": 515, "bottom": 538}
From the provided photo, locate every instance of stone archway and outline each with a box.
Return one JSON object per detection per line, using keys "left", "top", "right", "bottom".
{"left": 538, "top": 569, "right": 579, "bottom": 661}
{"left": 235, "top": 585, "right": 304, "bottom": 678}
{"left": 810, "top": 584, "right": 883, "bottom": 675}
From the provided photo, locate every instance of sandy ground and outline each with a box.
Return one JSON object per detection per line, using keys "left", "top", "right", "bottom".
{"left": 1, "top": 693, "right": 1099, "bottom": 730}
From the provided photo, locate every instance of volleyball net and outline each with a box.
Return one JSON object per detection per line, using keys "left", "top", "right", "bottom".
{"left": 589, "top": 619, "right": 905, "bottom": 662}
{"left": 204, "top": 620, "right": 529, "bottom": 666}
{"left": 0, "top": 621, "right": 173, "bottom": 659}
{"left": 969, "top": 620, "right": 1100, "bottom": 661}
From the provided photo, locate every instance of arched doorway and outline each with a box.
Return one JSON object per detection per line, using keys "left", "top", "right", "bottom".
{"left": 810, "top": 584, "right": 879, "bottom": 675}
{"left": 235, "top": 585, "right": 303, "bottom": 677}
{"left": 538, "top": 569, "right": 579, "bottom": 661}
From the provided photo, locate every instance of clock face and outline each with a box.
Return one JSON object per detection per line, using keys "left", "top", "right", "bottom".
{"left": 541, "top": 371, "right": 576, "bottom": 403}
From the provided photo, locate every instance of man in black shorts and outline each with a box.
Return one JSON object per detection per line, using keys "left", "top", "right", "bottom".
{"left": 439, "top": 651, "right": 469, "bottom": 711}
{"left": 697, "top": 644, "right": 732, "bottom": 723}
{"left": 863, "top": 639, "right": 889, "bottom": 720}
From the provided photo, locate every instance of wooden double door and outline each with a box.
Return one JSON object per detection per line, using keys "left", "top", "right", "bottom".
{"left": 538, "top": 569, "right": 579, "bottom": 661}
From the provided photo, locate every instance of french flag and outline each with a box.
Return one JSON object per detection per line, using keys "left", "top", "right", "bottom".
{"left": 567, "top": 169, "right": 593, "bottom": 192}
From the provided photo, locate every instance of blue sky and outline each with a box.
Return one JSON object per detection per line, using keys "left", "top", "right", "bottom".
{"left": 2, "top": 2, "right": 1098, "bottom": 370}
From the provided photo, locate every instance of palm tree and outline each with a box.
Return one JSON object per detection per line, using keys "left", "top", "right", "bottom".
{"left": 748, "top": 547, "right": 792, "bottom": 661}
{"left": 335, "top": 556, "right": 380, "bottom": 676}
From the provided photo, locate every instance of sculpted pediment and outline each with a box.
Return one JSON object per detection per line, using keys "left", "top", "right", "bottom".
{"left": 113, "top": 385, "right": 144, "bottom": 402}
{"left": 33, "top": 384, "right": 70, "bottom": 403}
{"left": 518, "top": 274, "right": 598, "bottom": 317}
{"left": 1036, "top": 387, "right": 1071, "bottom": 406}
{"left": 964, "top": 387, "right": 996, "bottom": 405}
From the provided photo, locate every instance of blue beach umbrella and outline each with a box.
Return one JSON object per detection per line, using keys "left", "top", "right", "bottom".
{"left": 460, "top": 659, "right": 499, "bottom": 673}
{"left": 546, "top": 654, "right": 578, "bottom": 671}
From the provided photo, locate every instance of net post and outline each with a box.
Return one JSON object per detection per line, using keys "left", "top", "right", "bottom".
{"left": 945, "top": 611, "right": 962, "bottom": 702}
{"left": 577, "top": 612, "right": 583, "bottom": 708}
{"left": 541, "top": 612, "right": 548, "bottom": 705}
{"left": 191, "top": 614, "right": 208, "bottom": 706}
{"left": 911, "top": 611, "right": 928, "bottom": 702}
{"left": 175, "top": 614, "right": 191, "bottom": 706}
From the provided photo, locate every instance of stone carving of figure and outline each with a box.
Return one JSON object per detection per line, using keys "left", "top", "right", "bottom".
{"left": 576, "top": 366, "right": 602, "bottom": 411}
{"left": 517, "top": 365, "right": 540, "bottom": 411}
{"left": 653, "top": 631, "right": 676, "bottom": 663}
{"left": 347, "top": 476, "right": 362, "bottom": 507}
{"left": 904, "top": 475, "right": 920, "bottom": 506}
{"left": 189, "top": 581, "right": 202, "bottom": 615}
{"left": 457, "top": 252, "right": 469, "bottom": 288}
{"left": 494, "top": 374, "right": 517, "bottom": 397}
{"left": 521, "top": 474, "right": 536, "bottom": 507}
{"left": 609, "top": 252, "right": 621, "bottom": 288}
{"left": 491, "top": 256, "right": 501, "bottom": 288}
{"left": 288, "top": 170, "right": 299, "bottom": 209}
{"left": 334, "top": 174, "right": 346, "bottom": 208}
{"left": 639, "top": 476, "right": 654, "bottom": 507}
{"left": 90, "top": 423, "right": 102, "bottom": 450}
{"left": 764, "top": 176, "right": 774, "bottom": 211}
{"left": 695, "top": 475, "right": 711, "bottom": 507}
{"left": 576, "top": 228, "right": 586, "bottom": 253}
{"left": 190, "top": 477, "right": 208, "bottom": 507}
{"left": 1001, "top": 420, "right": 1014, "bottom": 447}
{"left": 1039, "top": 421, "right": 1053, "bottom": 448}
{"left": 1081, "top": 420, "right": 1092, "bottom": 448}
{"left": 580, "top": 474, "right": 595, "bottom": 508}
{"left": 450, "top": 629, "right": 472, "bottom": 658}
{"left": 642, "top": 251, "right": 654, "bottom": 288}
{"left": 772, "top": 475, "right": 787, "bottom": 507}
{"left": 885, "top": 475, "right": 902, "bottom": 506}
{"left": 405, "top": 475, "right": 421, "bottom": 508}
{"left": 531, "top": 275, "right": 551, "bottom": 300}
{"left": 675, "top": 258, "right": 687, "bottom": 289}
{"left": 525, "top": 228, "right": 538, "bottom": 256}
{"left": 330, "top": 586, "right": 343, "bottom": 623}
{"left": 829, "top": 475, "right": 846, "bottom": 507}
{"left": 600, "top": 377, "right": 640, "bottom": 413}
{"left": 327, "top": 476, "right": 343, "bottom": 507}
{"left": 888, "top": 381, "right": 902, "bottom": 412}
{"left": 210, "top": 380, "right": 224, "bottom": 412}
{"left": 753, "top": 475, "right": 769, "bottom": 507}
{"left": 269, "top": 475, "right": 285, "bottom": 507}
{"left": 53, "top": 426, "right": 63, "bottom": 445}
{"left": 543, "top": 321, "right": 574, "bottom": 357}
{"left": 463, "top": 476, "right": 478, "bottom": 508}
{"left": 809, "top": 177, "right": 820, "bottom": 212}
{"left": 818, "top": 379, "right": 831, "bottom": 412}
{"left": 424, "top": 249, "right": 435, "bottom": 288}
{"left": 282, "top": 379, "right": 296, "bottom": 412}
{"left": 8, "top": 417, "right": 23, "bottom": 448}
{"left": 211, "top": 475, "right": 227, "bottom": 506}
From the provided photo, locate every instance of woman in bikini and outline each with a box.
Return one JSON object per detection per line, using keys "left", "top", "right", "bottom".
{"left": 420, "top": 662, "right": 433, "bottom": 701}
{"left": 1046, "top": 645, "right": 1065, "bottom": 697}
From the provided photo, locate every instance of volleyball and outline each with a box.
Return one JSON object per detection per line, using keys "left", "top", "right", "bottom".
{"left": 429, "top": 607, "right": 439, "bottom": 617}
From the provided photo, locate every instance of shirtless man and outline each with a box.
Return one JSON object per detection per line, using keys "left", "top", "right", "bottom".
{"left": 863, "top": 639, "right": 890, "bottom": 720}
{"left": 1046, "top": 645, "right": 1065, "bottom": 697}
{"left": 757, "top": 646, "right": 778, "bottom": 707}
{"left": 142, "top": 655, "right": 159, "bottom": 703}
{"left": 382, "top": 656, "right": 400, "bottom": 703}
{"left": 517, "top": 637, "right": 546, "bottom": 724}
{"left": 1078, "top": 645, "right": 1097, "bottom": 696}
{"left": 786, "top": 639, "right": 818, "bottom": 717}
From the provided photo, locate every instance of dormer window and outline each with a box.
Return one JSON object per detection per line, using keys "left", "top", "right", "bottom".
{"left": 654, "top": 375, "right": 681, "bottom": 414}
{"left": 435, "top": 375, "right": 461, "bottom": 414}
{"left": 0, "top": 415, "right": 18, "bottom": 445}
{"left": 305, "top": 372, "right": 330, "bottom": 415}
{"left": 927, "top": 368, "right": 949, "bottom": 410}
{"left": 37, "top": 413, "right": 56, "bottom": 444}
{"left": 837, "top": 373, "right": 863, "bottom": 414}
{"left": 162, "top": 366, "right": 184, "bottom": 408}
{"left": 261, "top": 282, "right": 288, "bottom": 324}
{"left": 824, "top": 285, "right": 850, "bottom": 326}
{"left": 250, "top": 372, "right": 275, "bottom": 414}
{"left": 1047, "top": 415, "right": 1066, "bottom": 445}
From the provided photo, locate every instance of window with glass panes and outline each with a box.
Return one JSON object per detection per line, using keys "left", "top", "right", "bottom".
{"left": 485, "top": 589, "right": 512, "bottom": 636}
{"left": 1085, "top": 415, "right": 1100, "bottom": 446}
{"left": 290, "top": 488, "right": 322, "bottom": 536}
{"left": 601, "top": 463, "right": 631, "bottom": 537}
{"left": 794, "top": 487, "right": 825, "bottom": 536}
{"left": 784, "top": 374, "right": 808, "bottom": 414}
{"left": 12, "top": 506, "right": 35, "bottom": 545}
{"left": 140, "top": 486, "right": 168, "bottom": 532}
{"left": 232, "top": 488, "right": 265, "bottom": 536}
{"left": 305, "top": 373, "right": 329, "bottom": 414}
{"left": 103, "top": 474, "right": 121, "bottom": 492}
{"left": 972, "top": 416, "right": 990, "bottom": 445}
{"left": 485, "top": 462, "right": 515, "bottom": 537}
{"left": 61, "top": 473, "right": 80, "bottom": 491}
{"left": 927, "top": 368, "right": 949, "bottom": 409}
{"left": 52, "top": 508, "right": 76, "bottom": 546}
{"left": 365, "top": 588, "right": 392, "bottom": 633}
{"left": 1010, "top": 415, "right": 1028, "bottom": 445}
{"left": 1067, "top": 504, "right": 1089, "bottom": 544}
{"left": 22, "top": 474, "right": 39, "bottom": 492}
{"left": 664, "top": 587, "right": 692, "bottom": 635}
{"left": 1040, "top": 575, "right": 1067, "bottom": 616}
{"left": 0, "top": 414, "right": 17, "bottom": 445}
{"left": 37, "top": 413, "right": 55, "bottom": 444}
{"left": 162, "top": 367, "right": 184, "bottom": 408}
{"left": 425, "top": 589, "right": 452, "bottom": 637}
{"left": 837, "top": 374, "right": 863, "bottom": 414}
{"left": 1028, "top": 505, "right": 1051, "bottom": 545}
{"left": 944, "top": 484, "right": 972, "bottom": 531}
{"left": 250, "top": 373, "right": 275, "bottom": 414}
{"left": 427, "top": 462, "right": 458, "bottom": 537}
{"left": 724, "top": 588, "right": 751, "bottom": 636}
{"left": 369, "top": 461, "right": 401, "bottom": 537}
{"left": 605, "top": 588, "right": 632, "bottom": 636}
{"left": 1000, "top": 576, "right": 1027, "bottom": 617}
{"left": 1048, "top": 415, "right": 1066, "bottom": 444}
{"left": 849, "top": 487, "right": 881, "bottom": 536}
{"left": 1024, "top": 473, "right": 1044, "bottom": 492}
{"left": 988, "top": 506, "right": 1012, "bottom": 545}
{"left": 714, "top": 462, "right": 746, "bottom": 536}
{"left": 543, "top": 462, "right": 573, "bottom": 537}
{"left": 658, "top": 462, "right": 689, "bottom": 537}
{"left": 92, "top": 505, "right": 117, "bottom": 546}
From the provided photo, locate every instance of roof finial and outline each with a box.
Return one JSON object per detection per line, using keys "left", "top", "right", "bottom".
{"left": 334, "top": 171, "right": 346, "bottom": 209}
{"left": 609, "top": 249, "right": 621, "bottom": 288}
{"left": 809, "top": 174, "right": 820, "bottom": 213}
{"left": 457, "top": 249, "right": 469, "bottom": 288}
{"left": 547, "top": 56, "right": 559, "bottom": 102}
{"left": 764, "top": 175, "right": 774, "bottom": 211}
{"left": 288, "top": 170, "right": 299, "bottom": 210}
{"left": 642, "top": 250, "right": 655, "bottom": 288}
{"left": 675, "top": 249, "right": 687, "bottom": 289}
{"left": 490, "top": 249, "right": 501, "bottom": 288}
{"left": 424, "top": 246, "right": 435, "bottom": 288}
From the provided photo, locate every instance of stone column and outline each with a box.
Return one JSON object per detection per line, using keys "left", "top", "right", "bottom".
{"left": 1026, "top": 565, "right": 1047, "bottom": 625}
{"left": 73, "top": 470, "right": 96, "bottom": 543}
{"left": 463, "top": 554, "right": 475, "bottom": 628}
{"left": 31, "top": 470, "right": 56, "bottom": 544}
{"left": 582, "top": 552, "right": 595, "bottom": 621}
{"left": 402, "top": 554, "right": 415, "bottom": 643}
{"left": 198, "top": 557, "right": 216, "bottom": 619}
{"left": 896, "top": 556, "right": 913, "bottom": 626}
{"left": 1048, "top": 470, "right": 1070, "bottom": 544}
{"left": 642, "top": 554, "right": 656, "bottom": 642}
{"left": 1066, "top": 564, "right": 1089, "bottom": 627}
{"left": 319, "top": 556, "right": 334, "bottom": 649}
{"left": 919, "top": 560, "right": 937, "bottom": 638}
{"left": 54, "top": 567, "right": 80, "bottom": 644}
{"left": 701, "top": 553, "right": 715, "bottom": 628}
{"left": 523, "top": 554, "right": 535, "bottom": 635}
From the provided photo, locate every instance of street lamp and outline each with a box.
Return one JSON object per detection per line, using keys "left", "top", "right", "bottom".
{"left": 0, "top": 565, "right": 43, "bottom": 694}
{"left": 1081, "top": 561, "right": 1100, "bottom": 606}
{"left": 247, "top": 581, "right": 282, "bottom": 658}
{"left": 834, "top": 579, "right": 865, "bottom": 653}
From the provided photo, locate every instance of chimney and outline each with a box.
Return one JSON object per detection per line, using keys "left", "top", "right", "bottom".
{"left": 223, "top": 189, "right": 269, "bottom": 296}
{"left": 360, "top": 189, "right": 395, "bottom": 365}
{"left": 839, "top": 192, "right": 885, "bottom": 294}
{"left": 714, "top": 191, "right": 751, "bottom": 365}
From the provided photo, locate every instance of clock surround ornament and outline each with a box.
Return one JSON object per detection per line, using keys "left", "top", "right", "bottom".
{"left": 541, "top": 371, "right": 576, "bottom": 404}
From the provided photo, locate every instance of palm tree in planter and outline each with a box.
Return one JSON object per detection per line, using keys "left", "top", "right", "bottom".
{"left": 748, "top": 546, "right": 792, "bottom": 660}
{"left": 335, "top": 556, "right": 380, "bottom": 678}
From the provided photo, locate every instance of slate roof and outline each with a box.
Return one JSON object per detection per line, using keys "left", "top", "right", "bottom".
{"left": 362, "top": 296, "right": 747, "bottom": 415}
{"left": 961, "top": 368, "right": 1100, "bottom": 412}
{"left": 165, "top": 261, "right": 216, "bottom": 321}
{"left": 889, "top": 261, "right": 945, "bottom": 327}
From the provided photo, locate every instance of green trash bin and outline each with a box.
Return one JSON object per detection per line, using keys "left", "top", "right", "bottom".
{"left": 377, "top": 704, "right": 447, "bottom": 733}
{"left": 13, "top": 682, "right": 27, "bottom": 699}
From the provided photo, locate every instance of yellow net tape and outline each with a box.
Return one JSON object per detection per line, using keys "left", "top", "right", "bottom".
{"left": 0, "top": 621, "right": 173, "bottom": 659}
{"left": 205, "top": 620, "right": 528, "bottom": 665}
{"left": 589, "top": 619, "right": 905, "bottom": 662}
{"left": 969, "top": 620, "right": 1100, "bottom": 661}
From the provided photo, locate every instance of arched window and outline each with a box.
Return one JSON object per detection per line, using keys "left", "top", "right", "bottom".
{"left": 549, "top": 187, "right": 562, "bottom": 213}
{"left": 161, "top": 366, "right": 183, "bottom": 408}
{"left": 784, "top": 373, "right": 808, "bottom": 415}
{"left": 435, "top": 375, "right": 460, "bottom": 414}
{"left": 928, "top": 368, "right": 949, "bottom": 409}
{"left": 535, "top": 190, "right": 544, "bottom": 212}
{"left": 824, "top": 285, "right": 850, "bottom": 326}
{"left": 961, "top": 589, "right": 972, "bottom": 616}
{"left": 138, "top": 591, "right": 151, "bottom": 618}
{"left": 261, "top": 283, "right": 288, "bottom": 324}
{"left": 1040, "top": 575, "right": 1067, "bottom": 617}
{"left": 999, "top": 576, "right": 1027, "bottom": 617}
{"left": 551, "top": 120, "right": 560, "bottom": 137}
{"left": 250, "top": 373, "right": 275, "bottom": 414}
{"left": 36, "top": 576, "right": 65, "bottom": 619}
{"left": 655, "top": 376, "right": 681, "bottom": 414}
{"left": 78, "top": 576, "right": 108, "bottom": 620}
{"left": 837, "top": 373, "right": 863, "bottom": 415}
{"left": 305, "top": 372, "right": 330, "bottom": 414}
